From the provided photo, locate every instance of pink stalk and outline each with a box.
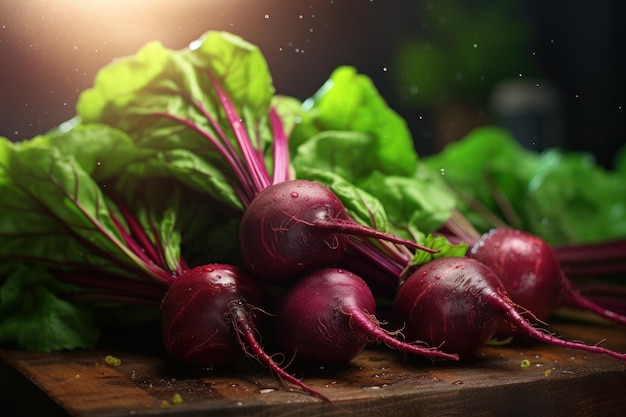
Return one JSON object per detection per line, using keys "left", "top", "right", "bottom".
{"left": 269, "top": 107, "right": 291, "bottom": 184}
{"left": 210, "top": 77, "right": 272, "bottom": 196}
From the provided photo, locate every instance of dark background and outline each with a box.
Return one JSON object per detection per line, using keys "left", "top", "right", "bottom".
{"left": 1, "top": 0, "right": 624, "bottom": 168}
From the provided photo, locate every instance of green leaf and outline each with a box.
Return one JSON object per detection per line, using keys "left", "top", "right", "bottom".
{"left": 292, "top": 66, "right": 418, "bottom": 177}
{"left": 8, "top": 145, "right": 127, "bottom": 255}
{"left": 117, "top": 148, "right": 244, "bottom": 211}
{"left": 359, "top": 169, "right": 458, "bottom": 239}
{"left": 184, "top": 31, "right": 274, "bottom": 115}
{"left": 423, "top": 126, "right": 539, "bottom": 231}
{"left": 77, "top": 40, "right": 176, "bottom": 125}
{"left": 410, "top": 234, "right": 469, "bottom": 268}
{"left": 0, "top": 264, "right": 99, "bottom": 351}
{"left": 77, "top": 31, "right": 276, "bottom": 167}
{"left": 38, "top": 123, "right": 147, "bottom": 181}
{"left": 524, "top": 150, "right": 626, "bottom": 244}
{"left": 1, "top": 140, "right": 108, "bottom": 272}
{"left": 293, "top": 130, "right": 385, "bottom": 186}
{"left": 0, "top": 140, "right": 153, "bottom": 278}
{"left": 424, "top": 126, "right": 626, "bottom": 244}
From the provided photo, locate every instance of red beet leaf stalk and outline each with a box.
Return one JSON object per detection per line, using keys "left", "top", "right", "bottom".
{"left": 554, "top": 238, "right": 626, "bottom": 278}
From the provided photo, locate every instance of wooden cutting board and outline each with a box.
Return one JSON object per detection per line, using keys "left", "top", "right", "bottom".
{"left": 1, "top": 319, "right": 625, "bottom": 417}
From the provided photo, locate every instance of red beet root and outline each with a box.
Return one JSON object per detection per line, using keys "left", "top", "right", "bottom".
{"left": 393, "top": 257, "right": 626, "bottom": 361}
{"left": 469, "top": 229, "right": 626, "bottom": 334}
{"left": 238, "top": 179, "right": 437, "bottom": 285}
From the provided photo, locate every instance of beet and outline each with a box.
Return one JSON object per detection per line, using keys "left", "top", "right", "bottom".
{"left": 469, "top": 229, "right": 564, "bottom": 320}
{"left": 468, "top": 229, "right": 626, "bottom": 335}
{"left": 239, "top": 179, "right": 436, "bottom": 285}
{"left": 161, "top": 264, "right": 266, "bottom": 367}
{"left": 393, "top": 257, "right": 626, "bottom": 360}
{"left": 273, "top": 268, "right": 458, "bottom": 365}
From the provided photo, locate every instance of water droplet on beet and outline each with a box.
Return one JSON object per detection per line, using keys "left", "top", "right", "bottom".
{"left": 291, "top": 192, "right": 298, "bottom": 198}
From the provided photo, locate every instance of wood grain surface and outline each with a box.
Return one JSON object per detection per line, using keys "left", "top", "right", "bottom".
{"left": 1, "top": 320, "right": 626, "bottom": 417}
